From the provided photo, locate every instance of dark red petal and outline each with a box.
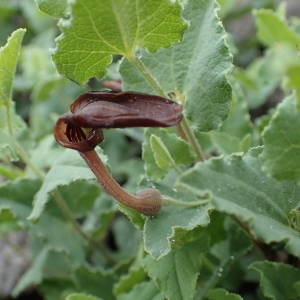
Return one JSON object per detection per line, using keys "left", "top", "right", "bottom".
{"left": 69, "top": 91, "right": 183, "bottom": 128}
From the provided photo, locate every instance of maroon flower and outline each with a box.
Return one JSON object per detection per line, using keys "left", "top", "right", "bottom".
{"left": 54, "top": 91, "right": 183, "bottom": 215}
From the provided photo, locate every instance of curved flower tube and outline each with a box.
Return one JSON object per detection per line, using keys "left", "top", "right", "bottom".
{"left": 54, "top": 91, "right": 183, "bottom": 215}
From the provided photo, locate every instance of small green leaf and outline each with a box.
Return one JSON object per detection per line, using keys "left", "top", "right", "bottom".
{"left": 261, "top": 95, "right": 300, "bottom": 180}
{"left": 118, "top": 281, "right": 164, "bottom": 300}
{"left": 210, "top": 132, "right": 244, "bottom": 155}
{"left": 13, "top": 248, "right": 73, "bottom": 296}
{"left": 121, "top": 0, "right": 232, "bottom": 131}
{"left": 0, "top": 208, "right": 19, "bottom": 233}
{"left": 250, "top": 261, "right": 300, "bottom": 300}
{"left": 284, "top": 63, "right": 300, "bottom": 108}
{"left": 35, "top": 0, "right": 68, "bottom": 18}
{"left": 178, "top": 148, "right": 300, "bottom": 258}
{"left": 233, "top": 55, "right": 280, "bottom": 109}
{"left": 66, "top": 293, "right": 102, "bottom": 300}
{"left": 39, "top": 278, "right": 77, "bottom": 300}
{"left": 288, "top": 207, "right": 300, "bottom": 232}
{"left": 0, "top": 29, "right": 27, "bottom": 160}
{"left": 254, "top": 8, "right": 300, "bottom": 107}
{"left": 114, "top": 266, "right": 147, "bottom": 296}
{"left": 143, "top": 237, "right": 209, "bottom": 300}
{"left": 254, "top": 8, "right": 300, "bottom": 47}
{"left": 207, "top": 288, "right": 243, "bottom": 300}
{"left": 143, "top": 128, "right": 194, "bottom": 180}
{"left": 150, "top": 134, "right": 177, "bottom": 171}
{"left": 53, "top": 0, "right": 186, "bottom": 84}
{"left": 0, "top": 28, "right": 26, "bottom": 106}
{"left": 74, "top": 266, "right": 115, "bottom": 300}
{"left": 0, "top": 178, "right": 41, "bottom": 222}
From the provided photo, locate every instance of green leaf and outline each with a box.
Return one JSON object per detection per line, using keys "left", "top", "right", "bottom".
{"left": 284, "top": 60, "right": 300, "bottom": 109}
{"left": 207, "top": 288, "right": 243, "bottom": 300}
{"left": 178, "top": 148, "right": 300, "bottom": 258}
{"left": 288, "top": 207, "right": 300, "bottom": 232}
{"left": 143, "top": 236, "right": 209, "bottom": 300}
{"left": 114, "top": 265, "right": 147, "bottom": 296}
{"left": 74, "top": 266, "right": 115, "bottom": 300}
{"left": 261, "top": 95, "right": 300, "bottom": 180}
{"left": 254, "top": 8, "right": 300, "bottom": 107}
{"left": 150, "top": 135, "right": 177, "bottom": 171}
{"left": 0, "top": 208, "right": 19, "bottom": 232}
{"left": 196, "top": 217, "right": 251, "bottom": 299}
{"left": 20, "top": 0, "right": 53, "bottom": 34}
{"left": 233, "top": 55, "right": 279, "bottom": 109}
{"left": 112, "top": 216, "right": 141, "bottom": 260}
{"left": 143, "top": 128, "right": 194, "bottom": 180}
{"left": 143, "top": 131, "right": 167, "bottom": 180}
{"left": 66, "top": 293, "right": 102, "bottom": 300}
{"left": 250, "top": 261, "right": 300, "bottom": 300}
{"left": 0, "top": 178, "right": 41, "bottom": 223}
{"left": 143, "top": 179, "right": 213, "bottom": 258}
{"left": 210, "top": 81, "right": 253, "bottom": 154}
{"left": 35, "top": 0, "right": 68, "bottom": 18}
{"left": 0, "top": 29, "right": 27, "bottom": 160}
{"left": 118, "top": 281, "right": 164, "bottom": 300}
{"left": 28, "top": 149, "right": 104, "bottom": 222}
{"left": 13, "top": 248, "right": 73, "bottom": 296}
{"left": 53, "top": 0, "right": 186, "bottom": 84}
{"left": 0, "top": 28, "right": 25, "bottom": 105}
{"left": 39, "top": 278, "right": 77, "bottom": 300}
{"left": 121, "top": 0, "right": 232, "bottom": 131}
{"left": 254, "top": 7, "right": 300, "bottom": 47}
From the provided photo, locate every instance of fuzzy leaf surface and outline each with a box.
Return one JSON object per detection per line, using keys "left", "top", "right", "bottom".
{"left": 118, "top": 281, "right": 164, "bottom": 300}
{"left": 35, "top": 0, "right": 68, "bottom": 17}
{"left": 0, "top": 28, "right": 27, "bottom": 159}
{"left": 250, "top": 261, "right": 300, "bottom": 300}
{"left": 74, "top": 266, "right": 115, "bottom": 300}
{"left": 143, "top": 236, "right": 208, "bottom": 300}
{"left": 143, "top": 128, "right": 194, "bottom": 180}
{"left": 121, "top": 0, "right": 232, "bottom": 130}
{"left": 207, "top": 288, "right": 243, "bottom": 300}
{"left": 143, "top": 183, "right": 212, "bottom": 259}
{"left": 53, "top": 0, "right": 186, "bottom": 84}
{"left": 178, "top": 148, "right": 300, "bottom": 258}
{"left": 261, "top": 95, "right": 300, "bottom": 180}
{"left": 0, "top": 28, "right": 25, "bottom": 105}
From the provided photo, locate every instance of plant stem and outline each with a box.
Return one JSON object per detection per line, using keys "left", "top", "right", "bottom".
{"left": 196, "top": 258, "right": 228, "bottom": 299}
{"left": 51, "top": 190, "right": 116, "bottom": 264}
{"left": 129, "top": 56, "right": 205, "bottom": 161}
{"left": 163, "top": 197, "right": 210, "bottom": 207}
{"left": 129, "top": 56, "right": 166, "bottom": 97}
{"left": 180, "top": 118, "right": 205, "bottom": 161}
{"left": 13, "top": 140, "right": 45, "bottom": 180}
{"left": 79, "top": 150, "right": 162, "bottom": 215}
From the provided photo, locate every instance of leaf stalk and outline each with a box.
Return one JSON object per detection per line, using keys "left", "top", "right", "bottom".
{"left": 129, "top": 55, "right": 205, "bottom": 161}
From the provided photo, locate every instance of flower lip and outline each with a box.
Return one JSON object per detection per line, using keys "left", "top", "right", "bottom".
{"left": 54, "top": 117, "right": 104, "bottom": 152}
{"left": 68, "top": 91, "right": 183, "bottom": 129}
